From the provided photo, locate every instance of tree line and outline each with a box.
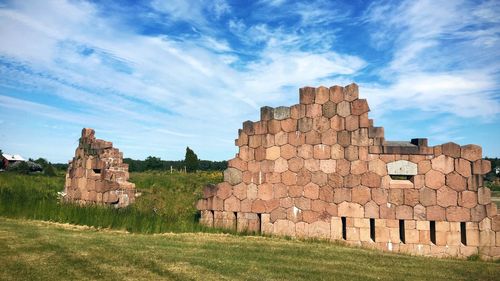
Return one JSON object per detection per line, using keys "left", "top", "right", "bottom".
{"left": 0, "top": 147, "right": 227, "bottom": 174}
{"left": 124, "top": 147, "right": 227, "bottom": 172}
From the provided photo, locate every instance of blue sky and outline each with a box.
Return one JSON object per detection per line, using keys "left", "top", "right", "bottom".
{"left": 0, "top": 0, "right": 499, "bottom": 163}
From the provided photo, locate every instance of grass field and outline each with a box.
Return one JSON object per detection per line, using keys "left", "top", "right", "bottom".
{"left": 1, "top": 171, "right": 499, "bottom": 280}
{"left": 0, "top": 171, "right": 223, "bottom": 233}
{"left": 0, "top": 217, "right": 498, "bottom": 281}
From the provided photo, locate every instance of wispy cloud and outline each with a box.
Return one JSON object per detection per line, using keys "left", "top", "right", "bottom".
{"left": 0, "top": 0, "right": 499, "bottom": 161}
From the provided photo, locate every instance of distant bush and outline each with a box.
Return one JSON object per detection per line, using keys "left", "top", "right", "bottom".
{"left": 123, "top": 157, "right": 227, "bottom": 172}
{"left": 44, "top": 164, "right": 58, "bottom": 177}
{"left": 7, "top": 161, "right": 43, "bottom": 174}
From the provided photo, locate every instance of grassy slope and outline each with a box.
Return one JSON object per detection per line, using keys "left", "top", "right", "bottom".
{"left": 0, "top": 171, "right": 223, "bottom": 233}
{"left": 0, "top": 218, "right": 498, "bottom": 281}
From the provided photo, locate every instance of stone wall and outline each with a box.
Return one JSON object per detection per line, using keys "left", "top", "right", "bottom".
{"left": 196, "top": 84, "right": 499, "bottom": 259}
{"left": 63, "top": 128, "right": 136, "bottom": 208}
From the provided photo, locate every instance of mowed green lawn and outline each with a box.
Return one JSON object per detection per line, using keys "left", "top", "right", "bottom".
{"left": 0, "top": 218, "right": 498, "bottom": 281}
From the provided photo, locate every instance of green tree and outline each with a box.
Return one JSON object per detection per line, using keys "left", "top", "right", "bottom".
{"left": 0, "top": 149, "right": 4, "bottom": 169}
{"left": 144, "top": 156, "right": 163, "bottom": 171}
{"left": 184, "top": 147, "right": 199, "bottom": 173}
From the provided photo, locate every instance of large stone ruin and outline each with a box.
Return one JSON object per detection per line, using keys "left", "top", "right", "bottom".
{"left": 196, "top": 83, "right": 499, "bottom": 259}
{"left": 63, "top": 128, "right": 136, "bottom": 207}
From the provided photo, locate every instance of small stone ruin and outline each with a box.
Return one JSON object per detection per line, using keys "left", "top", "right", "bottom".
{"left": 63, "top": 128, "right": 136, "bottom": 207}
{"left": 196, "top": 83, "right": 499, "bottom": 259}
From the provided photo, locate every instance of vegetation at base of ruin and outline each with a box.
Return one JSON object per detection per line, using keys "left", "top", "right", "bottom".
{"left": 123, "top": 156, "right": 227, "bottom": 172}
{"left": 0, "top": 218, "right": 498, "bottom": 281}
{"left": 0, "top": 171, "right": 223, "bottom": 234}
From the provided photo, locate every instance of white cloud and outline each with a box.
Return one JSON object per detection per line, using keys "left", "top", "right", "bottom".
{"left": 361, "top": 0, "right": 500, "bottom": 121}
{"left": 0, "top": 0, "right": 368, "bottom": 161}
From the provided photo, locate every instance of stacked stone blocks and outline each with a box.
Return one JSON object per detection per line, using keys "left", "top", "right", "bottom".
{"left": 196, "top": 84, "right": 499, "bottom": 259}
{"left": 64, "top": 128, "right": 136, "bottom": 207}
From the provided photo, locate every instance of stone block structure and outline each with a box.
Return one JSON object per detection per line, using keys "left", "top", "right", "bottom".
{"left": 196, "top": 84, "right": 499, "bottom": 259}
{"left": 63, "top": 128, "right": 136, "bottom": 208}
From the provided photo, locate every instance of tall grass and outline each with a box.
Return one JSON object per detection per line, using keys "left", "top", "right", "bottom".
{"left": 0, "top": 171, "right": 223, "bottom": 233}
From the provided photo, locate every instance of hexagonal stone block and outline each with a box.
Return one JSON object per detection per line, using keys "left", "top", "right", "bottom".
{"left": 320, "top": 159, "right": 336, "bottom": 173}
{"left": 300, "top": 87, "right": 316, "bottom": 104}
{"left": 330, "top": 85, "right": 344, "bottom": 102}
{"left": 338, "top": 201, "right": 364, "bottom": 217}
{"left": 368, "top": 158, "right": 387, "bottom": 176}
{"left": 441, "top": 142, "right": 461, "bottom": 158}
{"left": 313, "top": 144, "right": 331, "bottom": 159}
{"left": 351, "top": 186, "right": 370, "bottom": 205}
{"left": 446, "top": 206, "right": 470, "bottom": 222}
{"left": 455, "top": 158, "right": 471, "bottom": 177}
{"left": 273, "top": 106, "right": 291, "bottom": 120}
{"left": 224, "top": 196, "right": 241, "bottom": 212}
{"left": 425, "top": 169, "right": 445, "bottom": 189}
{"left": 265, "top": 146, "right": 281, "bottom": 160}
{"left": 350, "top": 99, "right": 369, "bottom": 115}
{"left": 274, "top": 157, "right": 288, "bottom": 173}
{"left": 431, "top": 155, "right": 454, "bottom": 174}
{"left": 427, "top": 205, "right": 445, "bottom": 221}
{"left": 322, "top": 101, "right": 336, "bottom": 118}
{"left": 315, "top": 86, "right": 330, "bottom": 104}
{"left": 437, "top": 186, "right": 458, "bottom": 207}
{"left": 343, "top": 83, "right": 359, "bottom": 101}
{"left": 419, "top": 187, "right": 437, "bottom": 207}
{"left": 298, "top": 117, "right": 313, "bottom": 132}
{"left": 446, "top": 172, "right": 466, "bottom": 192}
{"left": 223, "top": 168, "right": 242, "bottom": 185}
{"left": 472, "top": 159, "right": 491, "bottom": 175}
{"left": 361, "top": 171, "right": 381, "bottom": 188}
{"left": 458, "top": 191, "right": 477, "bottom": 208}
{"left": 461, "top": 144, "right": 482, "bottom": 161}
{"left": 258, "top": 183, "right": 273, "bottom": 200}
{"left": 336, "top": 101, "right": 351, "bottom": 117}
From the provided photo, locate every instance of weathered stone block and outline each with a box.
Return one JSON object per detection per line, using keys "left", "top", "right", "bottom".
{"left": 431, "top": 155, "right": 454, "bottom": 174}
{"left": 446, "top": 172, "right": 466, "bottom": 192}
{"left": 338, "top": 202, "right": 364, "bottom": 218}
{"left": 427, "top": 205, "right": 446, "bottom": 221}
{"left": 446, "top": 206, "right": 470, "bottom": 222}
{"left": 437, "top": 186, "right": 458, "bottom": 207}
{"left": 337, "top": 101, "right": 351, "bottom": 117}
{"left": 313, "top": 144, "right": 330, "bottom": 159}
{"left": 471, "top": 205, "right": 486, "bottom": 222}
{"left": 478, "top": 187, "right": 491, "bottom": 205}
{"left": 300, "top": 87, "right": 316, "bottom": 104}
{"left": 387, "top": 160, "right": 417, "bottom": 175}
{"left": 322, "top": 101, "right": 336, "bottom": 118}
{"left": 460, "top": 144, "right": 482, "bottom": 162}
{"left": 224, "top": 168, "right": 243, "bottom": 185}
{"left": 361, "top": 172, "right": 381, "bottom": 188}
{"left": 343, "top": 83, "right": 359, "bottom": 101}
{"left": 298, "top": 117, "right": 313, "bottom": 133}
{"left": 425, "top": 170, "right": 445, "bottom": 189}
{"left": 458, "top": 191, "right": 477, "bottom": 208}
{"left": 472, "top": 159, "right": 491, "bottom": 175}
{"left": 441, "top": 142, "right": 461, "bottom": 158}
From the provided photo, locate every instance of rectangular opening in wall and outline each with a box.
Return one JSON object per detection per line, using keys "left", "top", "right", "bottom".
{"left": 399, "top": 220, "right": 405, "bottom": 244}
{"left": 92, "top": 168, "right": 101, "bottom": 174}
{"left": 210, "top": 210, "right": 215, "bottom": 227}
{"left": 370, "top": 218, "right": 375, "bottom": 242}
{"left": 460, "top": 222, "right": 467, "bottom": 245}
{"left": 257, "top": 213, "right": 262, "bottom": 234}
{"left": 390, "top": 175, "right": 413, "bottom": 180}
{"left": 234, "top": 212, "right": 238, "bottom": 231}
{"left": 341, "top": 217, "right": 347, "bottom": 240}
{"left": 430, "top": 221, "right": 436, "bottom": 245}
